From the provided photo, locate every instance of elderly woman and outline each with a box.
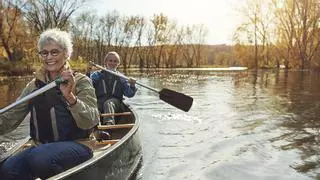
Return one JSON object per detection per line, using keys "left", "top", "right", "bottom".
{"left": 0, "top": 28, "right": 100, "bottom": 180}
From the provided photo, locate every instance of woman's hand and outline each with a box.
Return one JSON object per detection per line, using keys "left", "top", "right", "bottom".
{"left": 60, "top": 70, "right": 77, "bottom": 105}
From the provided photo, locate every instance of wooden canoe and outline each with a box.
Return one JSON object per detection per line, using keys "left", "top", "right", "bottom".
{"left": 0, "top": 103, "right": 142, "bottom": 180}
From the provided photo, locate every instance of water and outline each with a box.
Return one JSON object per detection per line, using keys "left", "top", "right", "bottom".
{"left": 0, "top": 70, "right": 319, "bottom": 180}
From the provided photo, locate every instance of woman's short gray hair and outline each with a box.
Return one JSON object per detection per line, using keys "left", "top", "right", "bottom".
{"left": 104, "top": 51, "right": 121, "bottom": 64}
{"left": 38, "top": 28, "right": 73, "bottom": 59}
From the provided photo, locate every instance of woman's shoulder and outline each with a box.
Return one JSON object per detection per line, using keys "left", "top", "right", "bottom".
{"left": 74, "top": 72, "right": 95, "bottom": 92}
{"left": 19, "top": 78, "right": 37, "bottom": 97}
{"left": 26, "top": 78, "right": 37, "bottom": 89}
{"left": 75, "top": 72, "right": 90, "bottom": 82}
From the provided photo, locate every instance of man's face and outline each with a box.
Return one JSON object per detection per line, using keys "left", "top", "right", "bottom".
{"left": 105, "top": 54, "right": 119, "bottom": 70}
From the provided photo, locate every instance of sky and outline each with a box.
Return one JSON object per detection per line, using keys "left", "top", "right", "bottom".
{"left": 82, "top": 0, "right": 246, "bottom": 45}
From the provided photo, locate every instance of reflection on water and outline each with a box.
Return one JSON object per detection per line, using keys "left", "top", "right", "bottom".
{"left": 0, "top": 70, "right": 319, "bottom": 179}
{"left": 230, "top": 70, "right": 320, "bottom": 179}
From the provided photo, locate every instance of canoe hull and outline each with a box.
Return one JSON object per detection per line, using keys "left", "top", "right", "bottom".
{"left": 50, "top": 104, "right": 142, "bottom": 180}
{"left": 54, "top": 130, "right": 142, "bottom": 180}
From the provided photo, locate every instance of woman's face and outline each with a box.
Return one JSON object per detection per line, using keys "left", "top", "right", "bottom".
{"left": 105, "top": 54, "right": 119, "bottom": 71}
{"left": 39, "top": 42, "right": 67, "bottom": 75}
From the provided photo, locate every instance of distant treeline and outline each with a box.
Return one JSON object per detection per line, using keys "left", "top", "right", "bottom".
{"left": 1, "top": 0, "right": 320, "bottom": 75}
{"left": 234, "top": 0, "right": 320, "bottom": 70}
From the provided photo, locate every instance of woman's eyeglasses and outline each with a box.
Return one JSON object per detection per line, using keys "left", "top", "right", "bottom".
{"left": 107, "top": 59, "right": 118, "bottom": 63}
{"left": 39, "top": 49, "right": 61, "bottom": 57}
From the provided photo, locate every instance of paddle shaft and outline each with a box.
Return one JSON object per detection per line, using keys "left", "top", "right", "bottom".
{"left": 89, "top": 62, "right": 159, "bottom": 94}
{"left": 89, "top": 61, "right": 193, "bottom": 112}
{"left": 0, "top": 78, "right": 64, "bottom": 114}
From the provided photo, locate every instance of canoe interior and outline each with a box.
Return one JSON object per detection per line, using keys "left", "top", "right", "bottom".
{"left": 1, "top": 103, "right": 142, "bottom": 180}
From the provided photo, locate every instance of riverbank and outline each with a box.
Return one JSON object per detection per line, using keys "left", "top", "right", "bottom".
{"left": 1, "top": 60, "right": 247, "bottom": 77}
{"left": 0, "top": 60, "right": 88, "bottom": 76}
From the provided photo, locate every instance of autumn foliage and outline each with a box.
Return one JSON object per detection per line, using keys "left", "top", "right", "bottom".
{"left": 1, "top": 0, "right": 320, "bottom": 76}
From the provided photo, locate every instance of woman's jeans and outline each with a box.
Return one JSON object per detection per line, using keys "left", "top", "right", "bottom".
{"left": 1, "top": 141, "right": 92, "bottom": 180}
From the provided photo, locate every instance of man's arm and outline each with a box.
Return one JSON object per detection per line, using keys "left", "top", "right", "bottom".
{"left": 89, "top": 71, "right": 101, "bottom": 86}
{"left": 122, "top": 77, "right": 137, "bottom": 98}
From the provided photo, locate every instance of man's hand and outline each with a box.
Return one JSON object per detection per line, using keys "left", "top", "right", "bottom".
{"left": 128, "top": 78, "right": 136, "bottom": 86}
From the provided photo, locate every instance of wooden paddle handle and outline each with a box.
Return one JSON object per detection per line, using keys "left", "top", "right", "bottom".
{"left": 100, "top": 112, "right": 132, "bottom": 117}
{"left": 97, "top": 123, "right": 134, "bottom": 130}
{"left": 95, "top": 139, "right": 119, "bottom": 145}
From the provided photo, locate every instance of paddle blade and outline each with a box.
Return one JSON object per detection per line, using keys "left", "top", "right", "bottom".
{"left": 159, "top": 88, "right": 193, "bottom": 112}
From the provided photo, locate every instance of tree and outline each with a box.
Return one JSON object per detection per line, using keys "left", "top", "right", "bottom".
{"left": 0, "top": 0, "right": 30, "bottom": 62}
{"left": 70, "top": 11, "right": 97, "bottom": 62}
{"left": 150, "top": 13, "right": 170, "bottom": 68}
{"left": 272, "top": 0, "right": 296, "bottom": 68}
{"left": 181, "top": 24, "right": 208, "bottom": 67}
{"left": 293, "top": 0, "right": 320, "bottom": 69}
{"left": 22, "top": 0, "right": 85, "bottom": 33}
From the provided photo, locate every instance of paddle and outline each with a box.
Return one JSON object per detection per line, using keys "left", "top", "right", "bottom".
{"left": 89, "top": 61, "right": 193, "bottom": 112}
{"left": 0, "top": 77, "right": 65, "bottom": 114}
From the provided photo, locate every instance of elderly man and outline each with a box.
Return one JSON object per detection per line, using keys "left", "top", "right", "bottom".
{"left": 90, "top": 52, "right": 137, "bottom": 125}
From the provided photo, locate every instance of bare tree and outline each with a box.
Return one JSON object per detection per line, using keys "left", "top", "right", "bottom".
{"left": 129, "top": 16, "right": 146, "bottom": 68}
{"left": 132, "top": 17, "right": 147, "bottom": 69}
{"left": 272, "top": 0, "right": 296, "bottom": 68}
{"left": 102, "top": 10, "right": 120, "bottom": 48}
{"left": 233, "top": 0, "right": 274, "bottom": 69}
{"left": 93, "top": 16, "right": 107, "bottom": 64}
{"left": 150, "top": 13, "right": 171, "bottom": 68}
{"left": 293, "top": 0, "right": 320, "bottom": 69}
{"left": 163, "top": 21, "right": 183, "bottom": 67}
{"left": 70, "top": 11, "right": 97, "bottom": 61}
{"left": 22, "top": 0, "right": 85, "bottom": 33}
{"left": 122, "top": 16, "right": 146, "bottom": 68}
{"left": 190, "top": 24, "right": 208, "bottom": 67}
{"left": 181, "top": 24, "right": 208, "bottom": 67}
{"left": 0, "top": 0, "right": 30, "bottom": 62}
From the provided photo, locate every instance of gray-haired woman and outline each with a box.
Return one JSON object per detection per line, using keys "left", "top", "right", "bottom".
{"left": 0, "top": 28, "right": 100, "bottom": 179}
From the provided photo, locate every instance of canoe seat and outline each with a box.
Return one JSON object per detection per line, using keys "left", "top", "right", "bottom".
{"left": 22, "top": 143, "right": 33, "bottom": 148}
{"left": 95, "top": 139, "right": 120, "bottom": 145}
{"left": 97, "top": 123, "right": 134, "bottom": 130}
{"left": 100, "top": 112, "right": 132, "bottom": 117}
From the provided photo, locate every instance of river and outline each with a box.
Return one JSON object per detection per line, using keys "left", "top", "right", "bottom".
{"left": 0, "top": 69, "right": 319, "bottom": 180}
